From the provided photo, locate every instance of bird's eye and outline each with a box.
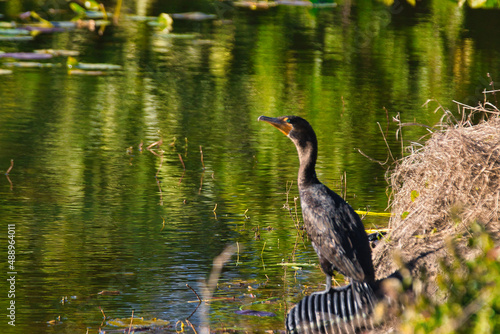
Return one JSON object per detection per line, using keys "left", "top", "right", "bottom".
{"left": 285, "top": 118, "right": 291, "bottom": 123}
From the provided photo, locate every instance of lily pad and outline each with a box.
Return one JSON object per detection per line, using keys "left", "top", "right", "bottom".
{"left": 234, "top": 1, "right": 279, "bottom": 9}
{"left": 0, "top": 28, "right": 31, "bottom": 35}
{"left": 18, "top": 26, "right": 67, "bottom": 33}
{"left": 155, "top": 33, "right": 198, "bottom": 39}
{"left": 35, "top": 49, "right": 80, "bottom": 57}
{"left": 4, "top": 62, "right": 58, "bottom": 68}
{"left": 0, "top": 22, "right": 16, "bottom": 28}
{"left": 50, "top": 21, "right": 78, "bottom": 29}
{"left": 126, "top": 15, "right": 157, "bottom": 22}
{"left": 276, "top": 0, "right": 337, "bottom": 7}
{"left": 0, "top": 52, "right": 53, "bottom": 60}
{"left": 0, "top": 36, "right": 34, "bottom": 41}
{"left": 67, "top": 57, "right": 121, "bottom": 70}
{"left": 171, "top": 12, "right": 217, "bottom": 21}
{"left": 68, "top": 69, "right": 106, "bottom": 76}
{"left": 234, "top": 309, "right": 276, "bottom": 317}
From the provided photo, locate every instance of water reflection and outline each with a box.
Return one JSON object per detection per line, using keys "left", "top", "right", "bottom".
{"left": 1, "top": 1, "right": 500, "bottom": 332}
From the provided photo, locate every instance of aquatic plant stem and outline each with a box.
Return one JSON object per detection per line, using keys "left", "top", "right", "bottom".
{"left": 5, "top": 159, "right": 13, "bottom": 175}
{"left": 200, "top": 146, "right": 205, "bottom": 170}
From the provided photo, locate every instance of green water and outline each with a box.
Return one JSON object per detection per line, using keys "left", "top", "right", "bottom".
{"left": 0, "top": 0, "right": 499, "bottom": 332}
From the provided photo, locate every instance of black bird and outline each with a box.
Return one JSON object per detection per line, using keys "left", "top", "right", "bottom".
{"left": 258, "top": 116, "right": 375, "bottom": 290}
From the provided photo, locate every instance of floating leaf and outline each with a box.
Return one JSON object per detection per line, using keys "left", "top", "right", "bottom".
{"left": 365, "top": 228, "right": 390, "bottom": 234}
{"left": 69, "top": 69, "right": 106, "bottom": 76}
{"left": 0, "top": 36, "right": 34, "bottom": 41}
{"left": 30, "top": 11, "right": 53, "bottom": 28}
{"left": 411, "top": 190, "right": 419, "bottom": 202}
{"left": 278, "top": 262, "right": 317, "bottom": 267}
{"left": 467, "top": 0, "right": 488, "bottom": 8}
{"left": 171, "top": 12, "right": 217, "bottom": 21}
{"left": 126, "top": 15, "right": 157, "bottom": 22}
{"left": 0, "top": 29, "right": 30, "bottom": 36}
{"left": 18, "top": 26, "right": 66, "bottom": 33}
{"left": 70, "top": 2, "right": 86, "bottom": 17}
{"left": 83, "top": 0, "right": 101, "bottom": 11}
{"left": 0, "top": 52, "right": 53, "bottom": 60}
{"left": 84, "top": 11, "right": 110, "bottom": 20}
{"left": 157, "top": 13, "right": 173, "bottom": 32}
{"left": 234, "top": 1, "right": 278, "bottom": 10}
{"left": 97, "top": 290, "right": 121, "bottom": 295}
{"left": 35, "top": 49, "right": 80, "bottom": 57}
{"left": 276, "top": 1, "right": 314, "bottom": 7}
{"left": 0, "top": 22, "right": 16, "bottom": 28}
{"left": 401, "top": 211, "right": 409, "bottom": 219}
{"left": 4, "top": 61, "right": 58, "bottom": 68}
{"left": 355, "top": 210, "right": 392, "bottom": 217}
{"left": 235, "top": 309, "right": 276, "bottom": 317}
{"left": 107, "top": 317, "right": 170, "bottom": 328}
{"left": 67, "top": 56, "right": 121, "bottom": 70}
{"left": 155, "top": 33, "right": 198, "bottom": 39}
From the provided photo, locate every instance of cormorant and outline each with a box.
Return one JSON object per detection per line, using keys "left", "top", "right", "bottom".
{"left": 258, "top": 115, "right": 375, "bottom": 290}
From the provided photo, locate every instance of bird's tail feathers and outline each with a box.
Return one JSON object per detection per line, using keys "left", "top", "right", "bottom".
{"left": 286, "top": 281, "right": 378, "bottom": 334}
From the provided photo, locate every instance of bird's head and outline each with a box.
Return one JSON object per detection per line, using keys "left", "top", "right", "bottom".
{"left": 258, "top": 115, "right": 316, "bottom": 145}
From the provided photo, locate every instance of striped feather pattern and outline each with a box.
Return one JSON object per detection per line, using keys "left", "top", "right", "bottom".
{"left": 286, "top": 282, "right": 377, "bottom": 334}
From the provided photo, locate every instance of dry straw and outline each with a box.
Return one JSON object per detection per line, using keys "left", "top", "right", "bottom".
{"left": 373, "top": 96, "right": 500, "bottom": 285}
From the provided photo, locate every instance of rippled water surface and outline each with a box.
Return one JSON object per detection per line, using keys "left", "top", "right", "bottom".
{"left": 1, "top": 1, "right": 500, "bottom": 333}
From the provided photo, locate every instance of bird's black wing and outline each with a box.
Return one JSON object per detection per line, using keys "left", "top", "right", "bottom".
{"left": 300, "top": 183, "right": 374, "bottom": 282}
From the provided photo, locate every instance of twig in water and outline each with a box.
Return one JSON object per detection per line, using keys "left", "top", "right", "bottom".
{"left": 155, "top": 150, "right": 164, "bottom": 178}
{"left": 236, "top": 241, "right": 240, "bottom": 266}
{"left": 156, "top": 178, "right": 163, "bottom": 206}
{"left": 160, "top": 216, "right": 166, "bottom": 232}
{"left": 200, "top": 146, "right": 205, "bottom": 170}
{"left": 98, "top": 3, "right": 107, "bottom": 35}
{"left": 378, "top": 121, "right": 396, "bottom": 163}
{"left": 178, "top": 153, "right": 186, "bottom": 170}
{"left": 147, "top": 137, "right": 163, "bottom": 151}
{"left": 178, "top": 153, "right": 186, "bottom": 184}
{"left": 384, "top": 106, "right": 390, "bottom": 138}
{"left": 6, "top": 174, "right": 12, "bottom": 190}
{"left": 293, "top": 196, "right": 301, "bottom": 230}
{"left": 261, "top": 241, "right": 267, "bottom": 269}
{"left": 199, "top": 245, "right": 236, "bottom": 334}
{"left": 99, "top": 306, "right": 106, "bottom": 320}
{"left": 113, "top": 0, "right": 122, "bottom": 25}
{"left": 185, "top": 319, "right": 198, "bottom": 334}
{"left": 341, "top": 171, "right": 347, "bottom": 199}
{"left": 357, "top": 147, "right": 390, "bottom": 166}
{"left": 186, "top": 283, "right": 202, "bottom": 302}
{"left": 127, "top": 309, "right": 134, "bottom": 334}
{"left": 198, "top": 171, "right": 204, "bottom": 194}
{"left": 487, "top": 73, "right": 498, "bottom": 106}
{"left": 341, "top": 96, "right": 346, "bottom": 117}
{"left": 98, "top": 306, "right": 107, "bottom": 328}
{"left": 5, "top": 159, "right": 13, "bottom": 175}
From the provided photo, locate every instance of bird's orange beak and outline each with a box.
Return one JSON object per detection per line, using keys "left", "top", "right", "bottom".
{"left": 258, "top": 116, "right": 293, "bottom": 136}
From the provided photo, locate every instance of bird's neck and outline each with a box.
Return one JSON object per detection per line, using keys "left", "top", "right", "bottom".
{"left": 296, "top": 141, "right": 319, "bottom": 187}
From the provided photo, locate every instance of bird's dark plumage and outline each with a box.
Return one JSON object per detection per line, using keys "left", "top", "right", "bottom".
{"left": 258, "top": 115, "right": 375, "bottom": 289}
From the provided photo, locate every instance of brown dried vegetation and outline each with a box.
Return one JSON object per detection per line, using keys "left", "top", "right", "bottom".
{"left": 373, "top": 98, "right": 500, "bottom": 293}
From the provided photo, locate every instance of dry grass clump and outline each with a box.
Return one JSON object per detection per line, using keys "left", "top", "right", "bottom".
{"left": 373, "top": 99, "right": 500, "bottom": 287}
